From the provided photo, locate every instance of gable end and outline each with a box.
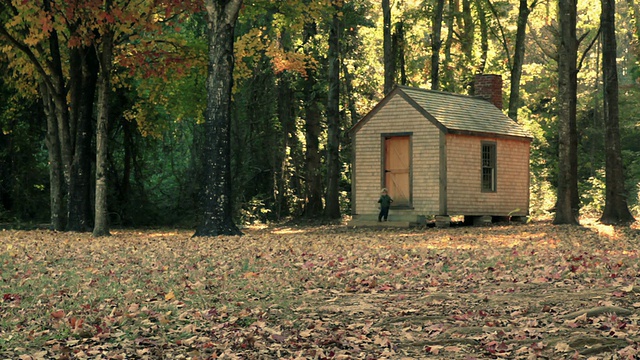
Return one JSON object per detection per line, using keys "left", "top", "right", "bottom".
{"left": 348, "top": 87, "right": 447, "bottom": 136}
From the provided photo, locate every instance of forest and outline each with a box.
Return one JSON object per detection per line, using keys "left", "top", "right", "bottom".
{"left": 1, "top": 0, "right": 640, "bottom": 234}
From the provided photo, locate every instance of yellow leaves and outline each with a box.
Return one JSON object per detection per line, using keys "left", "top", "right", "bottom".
{"left": 164, "top": 290, "right": 176, "bottom": 301}
{"left": 265, "top": 44, "right": 309, "bottom": 77}
{"left": 234, "top": 26, "right": 312, "bottom": 83}
{"left": 621, "top": 283, "right": 635, "bottom": 293}
{"left": 554, "top": 342, "right": 572, "bottom": 353}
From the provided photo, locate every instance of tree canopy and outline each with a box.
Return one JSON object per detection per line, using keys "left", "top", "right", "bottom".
{"left": 0, "top": 0, "right": 638, "bottom": 230}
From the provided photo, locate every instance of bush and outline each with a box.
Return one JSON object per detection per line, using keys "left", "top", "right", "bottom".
{"left": 579, "top": 169, "right": 605, "bottom": 218}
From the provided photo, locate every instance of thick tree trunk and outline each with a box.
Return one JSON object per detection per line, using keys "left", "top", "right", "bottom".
{"left": 431, "top": 0, "right": 445, "bottom": 90}
{"left": 47, "top": 19, "right": 95, "bottom": 232}
{"left": 394, "top": 21, "right": 407, "bottom": 86}
{"left": 46, "top": 27, "right": 74, "bottom": 198}
{"left": 194, "top": 0, "right": 243, "bottom": 237}
{"left": 554, "top": 0, "right": 579, "bottom": 225}
{"left": 40, "top": 83, "right": 65, "bottom": 231}
{"left": 274, "top": 28, "right": 297, "bottom": 219}
{"left": 508, "top": 0, "right": 537, "bottom": 122}
{"left": 303, "top": 73, "right": 324, "bottom": 217}
{"left": 276, "top": 71, "right": 294, "bottom": 219}
{"left": 600, "top": 0, "right": 635, "bottom": 225}
{"left": 94, "top": 29, "right": 114, "bottom": 237}
{"left": 325, "top": 2, "right": 341, "bottom": 219}
{"left": 302, "top": 21, "right": 324, "bottom": 218}
{"left": 68, "top": 47, "right": 98, "bottom": 232}
{"left": 382, "top": 0, "right": 394, "bottom": 94}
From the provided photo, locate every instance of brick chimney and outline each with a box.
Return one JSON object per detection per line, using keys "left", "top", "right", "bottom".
{"left": 474, "top": 74, "right": 503, "bottom": 110}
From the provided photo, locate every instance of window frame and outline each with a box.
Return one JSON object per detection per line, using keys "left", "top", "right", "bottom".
{"left": 481, "top": 141, "right": 497, "bottom": 192}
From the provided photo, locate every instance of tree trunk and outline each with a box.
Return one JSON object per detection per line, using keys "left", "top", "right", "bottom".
{"left": 93, "top": 28, "right": 114, "bottom": 237}
{"left": 194, "top": 0, "right": 243, "bottom": 237}
{"left": 461, "top": 0, "right": 474, "bottom": 68}
{"left": 383, "top": 0, "right": 395, "bottom": 94}
{"left": 303, "top": 73, "right": 324, "bottom": 217}
{"left": 276, "top": 71, "right": 294, "bottom": 219}
{"left": 46, "top": 15, "right": 94, "bottom": 232}
{"left": 0, "top": 120, "right": 8, "bottom": 213}
{"left": 67, "top": 46, "right": 98, "bottom": 232}
{"left": 325, "top": 2, "right": 342, "bottom": 219}
{"left": 342, "top": 62, "right": 359, "bottom": 125}
{"left": 274, "top": 28, "right": 297, "bottom": 219}
{"left": 302, "top": 21, "right": 324, "bottom": 218}
{"left": 443, "top": 0, "right": 456, "bottom": 91}
{"left": 431, "top": 0, "right": 445, "bottom": 90}
{"left": 1, "top": 0, "right": 96, "bottom": 231}
{"left": 40, "top": 83, "right": 65, "bottom": 231}
{"left": 508, "top": 0, "right": 537, "bottom": 122}
{"left": 554, "top": 0, "right": 579, "bottom": 225}
{"left": 394, "top": 21, "right": 407, "bottom": 86}
{"left": 119, "top": 116, "right": 134, "bottom": 211}
{"left": 476, "top": 0, "right": 489, "bottom": 73}
{"left": 600, "top": 0, "right": 635, "bottom": 225}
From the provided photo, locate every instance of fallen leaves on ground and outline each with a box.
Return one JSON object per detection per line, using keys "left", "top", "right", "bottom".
{"left": 1, "top": 220, "right": 639, "bottom": 359}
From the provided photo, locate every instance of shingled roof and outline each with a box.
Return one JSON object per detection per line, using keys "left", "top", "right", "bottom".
{"left": 350, "top": 85, "right": 533, "bottom": 140}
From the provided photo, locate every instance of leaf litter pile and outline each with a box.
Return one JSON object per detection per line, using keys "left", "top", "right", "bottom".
{"left": 1, "top": 221, "right": 640, "bottom": 359}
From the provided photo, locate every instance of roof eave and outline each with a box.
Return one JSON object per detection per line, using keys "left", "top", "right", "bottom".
{"left": 447, "top": 129, "right": 534, "bottom": 142}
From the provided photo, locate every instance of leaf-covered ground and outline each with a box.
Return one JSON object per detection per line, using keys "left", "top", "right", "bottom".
{"left": 1, "top": 220, "right": 640, "bottom": 359}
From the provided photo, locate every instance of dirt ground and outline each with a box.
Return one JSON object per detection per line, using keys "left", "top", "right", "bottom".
{"left": 1, "top": 220, "right": 639, "bottom": 359}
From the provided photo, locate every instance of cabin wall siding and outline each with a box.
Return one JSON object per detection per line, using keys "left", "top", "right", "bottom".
{"left": 446, "top": 134, "right": 530, "bottom": 216}
{"left": 353, "top": 94, "right": 441, "bottom": 216}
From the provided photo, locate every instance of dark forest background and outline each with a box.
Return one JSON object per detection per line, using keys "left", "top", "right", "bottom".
{"left": 1, "top": 0, "right": 639, "bottom": 229}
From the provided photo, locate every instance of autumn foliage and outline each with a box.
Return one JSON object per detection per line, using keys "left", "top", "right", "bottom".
{"left": 1, "top": 221, "right": 639, "bottom": 358}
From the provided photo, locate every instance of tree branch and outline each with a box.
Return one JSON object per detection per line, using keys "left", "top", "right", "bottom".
{"left": 578, "top": 26, "right": 601, "bottom": 72}
{"left": 485, "top": 0, "right": 512, "bottom": 68}
{"left": 528, "top": 22, "right": 557, "bottom": 61}
{"left": 0, "top": 25, "right": 56, "bottom": 94}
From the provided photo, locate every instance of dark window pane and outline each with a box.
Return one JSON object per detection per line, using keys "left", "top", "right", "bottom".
{"left": 481, "top": 143, "right": 496, "bottom": 192}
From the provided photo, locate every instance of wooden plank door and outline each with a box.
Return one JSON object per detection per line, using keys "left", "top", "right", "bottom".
{"left": 384, "top": 136, "right": 411, "bottom": 206}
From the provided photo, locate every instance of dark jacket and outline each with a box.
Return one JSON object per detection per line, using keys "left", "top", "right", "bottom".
{"left": 378, "top": 194, "right": 393, "bottom": 208}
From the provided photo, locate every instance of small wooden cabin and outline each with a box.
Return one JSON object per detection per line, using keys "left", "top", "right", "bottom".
{"left": 348, "top": 75, "right": 532, "bottom": 226}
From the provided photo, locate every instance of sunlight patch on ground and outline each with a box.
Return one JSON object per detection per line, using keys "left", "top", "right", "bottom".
{"left": 582, "top": 219, "right": 619, "bottom": 240}
{"left": 272, "top": 227, "right": 307, "bottom": 235}
{"left": 147, "top": 231, "right": 181, "bottom": 237}
{"left": 245, "top": 224, "right": 269, "bottom": 231}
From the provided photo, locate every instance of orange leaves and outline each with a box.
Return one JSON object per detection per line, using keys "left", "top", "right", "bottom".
{"left": 266, "top": 47, "right": 309, "bottom": 77}
{"left": 234, "top": 26, "right": 311, "bottom": 83}
{"left": 38, "top": 13, "right": 54, "bottom": 35}
{"left": 2, "top": 224, "right": 640, "bottom": 358}
{"left": 50, "top": 310, "right": 65, "bottom": 319}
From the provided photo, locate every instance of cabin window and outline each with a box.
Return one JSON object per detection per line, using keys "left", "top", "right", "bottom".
{"left": 481, "top": 142, "right": 496, "bottom": 192}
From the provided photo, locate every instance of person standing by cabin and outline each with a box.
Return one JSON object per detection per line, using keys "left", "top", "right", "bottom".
{"left": 378, "top": 188, "right": 393, "bottom": 221}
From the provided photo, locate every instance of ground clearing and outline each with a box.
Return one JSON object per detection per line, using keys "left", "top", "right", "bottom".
{"left": 1, "top": 220, "right": 639, "bottom": 359}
